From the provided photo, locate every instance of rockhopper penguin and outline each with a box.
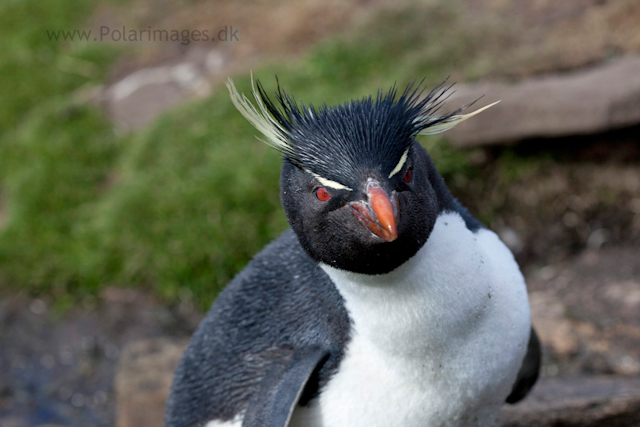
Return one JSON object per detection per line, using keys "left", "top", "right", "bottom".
{"left": 165, "top": 77, "right": 541, "bottom": 427}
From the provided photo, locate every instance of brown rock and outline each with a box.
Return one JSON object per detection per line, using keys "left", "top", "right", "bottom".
{"left": 501, "top": 376, "right": 640, "bottom": 427}
{"left": 115, "top": 338, "right": 188, "bottom": 427}
{"left": 529, "top": 291, "right": 580, "bottom": 359}
{"left": 446, "top": 56, "right": 640, "bottom": 147}
{"left": 526, "top": 247, "right": 640, "bottom": 377}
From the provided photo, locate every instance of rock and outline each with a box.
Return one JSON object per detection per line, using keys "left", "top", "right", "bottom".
{"left": 0, "top": 291, "right": 199, "bottom": 427}
{"left": 498, "top": 226, "right": 524, "bottom": 255}
{"left": 501, "top": 376, "right": 640, "bottom": 427}
{"left": 526, "top": 247, "right": 640, "bottom": 377}
{"left": 529, "top": 291, "right": 581, "bottom": 360}
{"left": 447, "top": 56, "right": 640, "bottom": 147}
{"left": 103, "top": 48, "right": 220, "bottom": 130}
{"left": 115, "top": 338, "right": 188, "bottom": 427}
{"left": 97, "top": 0, "right": 394, "bottom": 130}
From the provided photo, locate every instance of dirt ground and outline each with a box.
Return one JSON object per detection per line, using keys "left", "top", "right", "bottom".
{"left": 0, "top": 289, "right": 200, "bottom": 427}
{"left": 1, "top": 242, "right": 638, "bottom": 427}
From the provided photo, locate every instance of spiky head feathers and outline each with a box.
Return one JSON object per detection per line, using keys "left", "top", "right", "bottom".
{"left": 226, "top": 77, "right": 497, "bottom": 191}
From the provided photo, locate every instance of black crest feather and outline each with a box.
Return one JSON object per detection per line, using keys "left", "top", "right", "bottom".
{"left": 226, "top": 77, "right": 495, "bottom": 189}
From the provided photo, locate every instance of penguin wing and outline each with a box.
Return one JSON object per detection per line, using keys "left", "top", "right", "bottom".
{"left": 242, "top": 346, "right": 329, "bottom": 427}
{"left": 506, "top": 326, "right": 541, "bottom": 404}
{"left": 165, "top": 230, "right": 350, "bottom": 427}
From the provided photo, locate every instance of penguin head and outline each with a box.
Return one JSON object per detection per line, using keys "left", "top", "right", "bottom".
{"left": 227, "top": 77, "right": 497, "bottom": 274}
{"left": 279, "top": 143, "right": 438, "bottom": 274}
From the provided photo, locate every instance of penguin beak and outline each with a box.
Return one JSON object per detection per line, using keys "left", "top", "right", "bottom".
{"left": 348, "top": 180, "right": 398, "bottom": 242}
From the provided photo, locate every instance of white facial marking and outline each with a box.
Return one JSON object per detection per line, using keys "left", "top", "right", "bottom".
{"left": 306, "top": 169, "right": 353, "bottom": 191}
{"left": 388, "top": 148, "right": 409, "bottom": 178}
{"left": 205, "top": 416, "right": 242, "bottom": 427}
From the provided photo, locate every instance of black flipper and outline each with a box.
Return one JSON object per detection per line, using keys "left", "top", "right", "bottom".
{"left": 242, "top": 346, "right": 329, "bottom": 427}
{"left": 506, "top": 326, "right": 541, "bottom": 404}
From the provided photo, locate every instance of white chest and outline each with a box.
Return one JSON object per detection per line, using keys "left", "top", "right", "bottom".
{"left": 289, "top": 213, "right": 531, "bottom": 427}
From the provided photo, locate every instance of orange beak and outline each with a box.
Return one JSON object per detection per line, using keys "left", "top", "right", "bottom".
{"left": 348, "top": 181, "right": 398, "bottom": 242}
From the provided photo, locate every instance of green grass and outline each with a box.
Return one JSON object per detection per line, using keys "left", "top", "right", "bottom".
{"left": 76, "top": 89, "right": 288, "bottom": 308}
{"left": 0, "top": 0, "right": 127, "bottom": 299}
{"left": 0, "top": 0, "right": 493, "bottom": 309}
{"left": 0, "top": 100, "right": 120, "bottom": 295}
{"left": 0, "top": 0, "right": 123, "bottom": 136}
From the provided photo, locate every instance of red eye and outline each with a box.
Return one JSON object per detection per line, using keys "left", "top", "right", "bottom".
{"left": 403, "top": 168, "right": 412, "bottom": 183}
{"left": 316, "top": 187, "right": 331, "bottom": 201}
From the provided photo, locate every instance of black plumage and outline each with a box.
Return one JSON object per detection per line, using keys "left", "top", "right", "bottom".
{"left": 254, "top": 79, "right": 466, "bottom": 190}
{"left": 165, "top": 230, "right": 351, "bottom": 427}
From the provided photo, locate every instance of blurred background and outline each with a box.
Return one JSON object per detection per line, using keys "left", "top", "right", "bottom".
{"left": 1, "top": 0, "right": 639, "bottom": 426}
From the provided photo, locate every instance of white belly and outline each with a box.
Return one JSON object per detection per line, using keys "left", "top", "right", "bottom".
{"left": 289, "top": 212, "right": 531, "bottom": 427}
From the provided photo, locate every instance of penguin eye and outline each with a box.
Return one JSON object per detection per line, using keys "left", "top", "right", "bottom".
{"left": 315, "top": 187, "right": 331, "bottom": 201}
{"left": 403, "top": 168, "right": 412, "bottom": 184}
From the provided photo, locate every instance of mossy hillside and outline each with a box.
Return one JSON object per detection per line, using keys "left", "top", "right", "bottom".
{"left": 0, "top": 100, "right": 120, "bottom": 294}
{"left": 0, "top": 0, "right": 124, "bottom": 139}
{"left": 0, "top": 0, "right": 129, "bottom": 298}
{"left": 79, "top": 89, "right": 288, "bottom": 307}
{"left": 1, "top": 1, "right": 493, "bottom": 309}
